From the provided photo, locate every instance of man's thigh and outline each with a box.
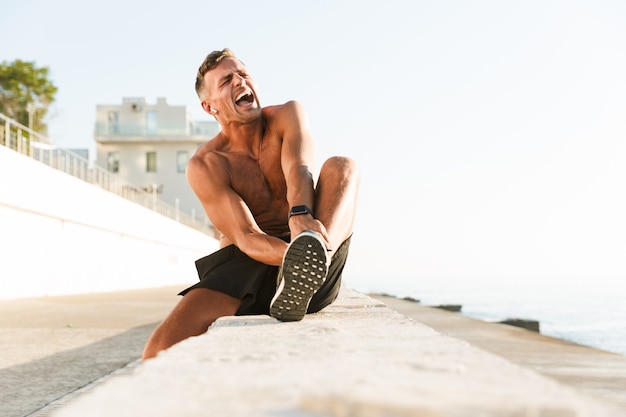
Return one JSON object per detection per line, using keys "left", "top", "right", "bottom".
{"left": 173, "top": 288, "right": 242, "bottom": 326}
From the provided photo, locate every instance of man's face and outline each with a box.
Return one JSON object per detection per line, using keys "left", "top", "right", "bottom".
{"left": 201, "top": 58, "right": 261, "bottom": 123}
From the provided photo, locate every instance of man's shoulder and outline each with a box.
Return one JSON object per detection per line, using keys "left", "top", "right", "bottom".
{"left": 189, "top": 138, "right": 227, "bottom": 173}
{"left": 194, "top": 132, "right": 225, "bottom": 157}
{"left": 263, "top": 100, "right": 303, "bottom": 117}
{"left": 262, "top": 101, "right": 306, "bottom": 130}
{"left": 186, "top": 150, "right": 229, "bottom": 194}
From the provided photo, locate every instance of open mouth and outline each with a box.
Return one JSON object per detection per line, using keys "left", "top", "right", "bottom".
{"left": 235, "top": 91, "right": 254, "bottom": 106}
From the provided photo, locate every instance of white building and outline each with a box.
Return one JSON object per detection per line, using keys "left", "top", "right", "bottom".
{"left": 94, "top": 97, "right": 219, "bottom": 227}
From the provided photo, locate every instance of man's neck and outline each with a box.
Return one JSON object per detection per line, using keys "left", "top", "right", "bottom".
{"left": 220, "top": 116, "right": 266, "bottom": 156}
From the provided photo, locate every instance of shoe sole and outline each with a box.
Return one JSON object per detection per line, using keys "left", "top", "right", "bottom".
{"left": 270, "top": 232, "right": 328, "bottom": 322}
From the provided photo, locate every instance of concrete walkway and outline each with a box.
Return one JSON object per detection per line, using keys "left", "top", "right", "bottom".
{"left": 0, "top": 286, "right": 181, "bottom": 417}
{"left": 371, "top": 294, "right": 626, "bottom": 413}
{"left": 2, "top": 287, "right": 625, "bottom": 417}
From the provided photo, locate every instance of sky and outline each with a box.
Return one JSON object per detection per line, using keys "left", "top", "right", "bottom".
{"left": 2, "top": 0, "right": 626, "bottom": 296}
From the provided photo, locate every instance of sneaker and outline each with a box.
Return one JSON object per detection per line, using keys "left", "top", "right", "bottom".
{"left": 269, "top": 230, "right": 329, "bottom": 321}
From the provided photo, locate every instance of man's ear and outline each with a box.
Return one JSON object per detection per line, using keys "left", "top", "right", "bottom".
{"left": 201, "top": 100, "right": 215, "bottom": 115}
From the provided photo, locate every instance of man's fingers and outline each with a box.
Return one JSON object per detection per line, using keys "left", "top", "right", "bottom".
{"left": 316, "top": 224, "right": 332, "bottom": 251}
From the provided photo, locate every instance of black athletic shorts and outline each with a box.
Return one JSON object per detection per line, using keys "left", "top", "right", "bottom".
{"left": 179, "top": 235, "right": 351, "bottom": 316}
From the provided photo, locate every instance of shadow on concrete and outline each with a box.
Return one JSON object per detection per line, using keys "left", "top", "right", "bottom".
{"left": 1, "top": 323, "right": 157, "bottom": 417}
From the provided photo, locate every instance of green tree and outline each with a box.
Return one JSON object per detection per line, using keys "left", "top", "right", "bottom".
{"left": 0, "top": 59, "right": 57, "bottom": 134}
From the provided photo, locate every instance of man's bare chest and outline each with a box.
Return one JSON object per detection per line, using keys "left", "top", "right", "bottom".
{"left": 226, "top": 151, "right": 287, "bottom": 210}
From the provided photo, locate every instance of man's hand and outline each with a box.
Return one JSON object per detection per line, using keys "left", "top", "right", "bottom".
{"left": 288, "top": 214, "right": 332, "bottom": 252}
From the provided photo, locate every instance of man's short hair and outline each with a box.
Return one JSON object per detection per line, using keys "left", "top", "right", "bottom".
{"left": 195, "top": 48, "right": 237, "bottom": 99}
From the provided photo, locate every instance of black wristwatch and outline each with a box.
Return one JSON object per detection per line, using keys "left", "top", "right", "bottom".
{"left": 289, "top": 205, "right": 313, "bottom": 218}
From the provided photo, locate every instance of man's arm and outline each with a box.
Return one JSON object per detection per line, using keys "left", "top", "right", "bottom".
{"left": 186, "top": 152, "right": 287, "bottom": 266}
{"left": 278, "top": 101, "right": 331, "bottom": 247}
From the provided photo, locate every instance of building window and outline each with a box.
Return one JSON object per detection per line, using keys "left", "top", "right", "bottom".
{"left": 177, "top": 151, "right": 189, "bottom": 173}
{"left": 108, "top": 112, "right": 119, "bottom": 134}
{"left": 146, "top": 151, "right": 157, "bottom": 172}
{"left": 107, "top": 152, "right": 119, "bottom": 173}
{"left": 146, "top": 111, "right": 157, "bottom": 136}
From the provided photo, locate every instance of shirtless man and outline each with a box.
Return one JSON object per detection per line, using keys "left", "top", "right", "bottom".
{"left": 142, "top": 49, "right": 359, "bottom": 360}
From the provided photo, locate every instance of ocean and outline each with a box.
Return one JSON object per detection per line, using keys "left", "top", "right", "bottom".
{"left": 354, "top": 277, "right": 626, "bottom": 356}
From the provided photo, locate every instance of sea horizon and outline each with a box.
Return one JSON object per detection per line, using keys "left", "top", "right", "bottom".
{"left": 350, "top": 275, "right": 626, "bottom": 356}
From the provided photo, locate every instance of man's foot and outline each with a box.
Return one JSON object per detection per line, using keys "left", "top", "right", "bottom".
{"left": 270, "top": 230, "right": 329, "bottom": 322}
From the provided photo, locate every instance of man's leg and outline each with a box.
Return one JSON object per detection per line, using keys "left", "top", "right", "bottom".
{"left": 142, "top": 288, "right": 241, "bottom": 360}
{"left": 315, "top": 156, "right": 360, "bottom": 253}
{"left": 269, "top": 156, "right": 359, "bottom": 322}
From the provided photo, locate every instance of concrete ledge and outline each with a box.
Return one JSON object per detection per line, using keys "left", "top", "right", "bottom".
{"left": 51, "top": 288, "right": 621, "bottom": 417}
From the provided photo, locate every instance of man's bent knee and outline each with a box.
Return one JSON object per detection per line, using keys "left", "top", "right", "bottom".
{"left": 321, "top": 156, "right": 359, "bottom": 178}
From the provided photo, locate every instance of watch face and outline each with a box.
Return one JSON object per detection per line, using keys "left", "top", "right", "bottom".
{"left": 290, "top": 205, "right": 311, "bottom": 216}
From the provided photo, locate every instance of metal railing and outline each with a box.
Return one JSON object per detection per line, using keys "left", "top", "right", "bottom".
{"left": 1, "top": 113, "right": 215, "bottom": 236}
